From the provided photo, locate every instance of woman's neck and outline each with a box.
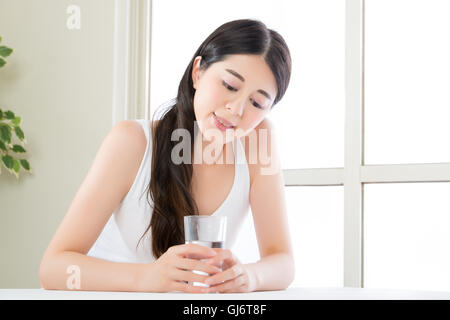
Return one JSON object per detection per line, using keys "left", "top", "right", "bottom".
{"left": 193, "top": 133, "right": 234, "bottom": 167}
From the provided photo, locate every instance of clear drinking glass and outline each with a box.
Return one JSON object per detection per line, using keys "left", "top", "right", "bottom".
{"left": 184, "top": 215, "right": 227, "bottom": 287}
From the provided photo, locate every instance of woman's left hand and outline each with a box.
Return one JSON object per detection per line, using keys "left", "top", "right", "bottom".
{"left": 203, "top": 249, "right": 258, "bottom": 293}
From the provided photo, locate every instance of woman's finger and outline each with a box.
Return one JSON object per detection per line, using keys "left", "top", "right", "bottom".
{"left": 176, "top": 257, "right": 222, "bottom": 275}
{"left": 205, "top": 264, "right": 243, "bottom": 286}
{"left": 208, "top": 274, "right": 246, "bottom": 293}
{"left": 170, "top": 243, "right": 217, "bottom": 259}
{"left": 171, "top": 268, "right": 211, "bottom": 284}
{"left": 207, "top": 248, "right": 236, "bottom": 267}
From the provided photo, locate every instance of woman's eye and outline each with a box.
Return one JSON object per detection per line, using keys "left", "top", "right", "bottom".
{"left": 223, "top": 81, "right": 263, "bottom": 109}
{"left": 222, "top": 81, "right": 237, "bottom": 92}
{"left": 251, "top": 99, "right": 263, "bottom": 109}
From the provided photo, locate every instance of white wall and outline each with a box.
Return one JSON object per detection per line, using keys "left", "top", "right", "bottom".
{"left": 0, "top": 0, "right": 115, "bottom": 288}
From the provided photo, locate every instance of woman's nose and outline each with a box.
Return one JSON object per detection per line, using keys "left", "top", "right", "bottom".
{"left": 226, "top": 98, "right": 245, "bottom": 117}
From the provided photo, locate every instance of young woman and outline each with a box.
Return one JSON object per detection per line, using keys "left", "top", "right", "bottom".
{"left": 39, "top": 19, "right": 294, "bottom": 293}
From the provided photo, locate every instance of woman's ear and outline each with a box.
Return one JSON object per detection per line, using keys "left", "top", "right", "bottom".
{"left": 192, "top": 56, "right": 203, "bottom": 90}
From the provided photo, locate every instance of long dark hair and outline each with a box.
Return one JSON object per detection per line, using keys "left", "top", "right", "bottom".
{"left": 139, "top": 19, "right": 292, "bottom": 259}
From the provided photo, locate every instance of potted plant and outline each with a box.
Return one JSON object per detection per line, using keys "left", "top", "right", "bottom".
{"left": 0, "top": 36, "right": 32, "bottom": 178}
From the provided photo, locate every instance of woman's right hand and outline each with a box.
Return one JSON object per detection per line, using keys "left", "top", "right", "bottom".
{"left": 135, "top": 243, "right": 222, "bottom": 293}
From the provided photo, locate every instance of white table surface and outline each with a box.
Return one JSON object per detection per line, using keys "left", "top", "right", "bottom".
{"left": 1, "top": 287, "right": 450, "bottom": 300}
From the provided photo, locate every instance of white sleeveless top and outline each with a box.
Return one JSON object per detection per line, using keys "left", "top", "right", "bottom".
{"left": 87, "top": 119, "right": 251, "bottom": 263}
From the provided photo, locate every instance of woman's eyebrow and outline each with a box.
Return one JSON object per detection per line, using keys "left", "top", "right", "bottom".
{"left": 225, "top": 68, "right": 272, "bottom": 101}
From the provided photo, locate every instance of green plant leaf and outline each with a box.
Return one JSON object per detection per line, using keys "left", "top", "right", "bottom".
{"left": 5, "top": 110, "right": 15, "bottom": 119}
{"left": 13, "top": 159, "right": 20, "bottom": 173}
{"left": 20, "top": 159, "right": 30, "bottom": 171}
{"left": 0, "top": 140, "right": 6, "bottom": 152}
{"left": 12, "top": 144, "right": 26, "bottom": 153}
{"left": 0, "top": 109, "right": 3, "bottom": 119}
{"left": 2, "top": 154, "right": 13, "bottom": 169}
{"left": 0, "top": 46, "right": 13, "bottom": 58}
{"left": 0, "top": 124, "right": 11, "bottom": 143}
{"left": 0, "top": 36, "right": 2, "bottom": 43}
{"left": 11, "top": 116, "right": 21, "bottom": 127}
{"left": 14, "top": 126, "right": 24, "bottom": 140}
{"left": 0, "top": 57, "right": 5, "bottom": 68}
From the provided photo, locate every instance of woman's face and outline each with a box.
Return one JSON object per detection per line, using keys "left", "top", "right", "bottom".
{"left": 192, "top": 54, "right": 277, "bottom": 144}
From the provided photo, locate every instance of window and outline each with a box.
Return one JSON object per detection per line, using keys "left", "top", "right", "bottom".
{"left": 362, "top": 0, "right": 450, "bottom": 291}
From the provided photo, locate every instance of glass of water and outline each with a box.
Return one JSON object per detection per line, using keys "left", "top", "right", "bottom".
{"left": 184, "top": 215, "right": 227, "bottom": 287}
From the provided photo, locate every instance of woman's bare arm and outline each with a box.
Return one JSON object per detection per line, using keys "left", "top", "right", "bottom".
{"left": 39, "top": 251, "right": 145, "bottom": 291}
{"left": 247, "top": 118, "right": 295, "bottom": 291}
{"left": 39, "top": 120, "right": 147, "bottom": 291}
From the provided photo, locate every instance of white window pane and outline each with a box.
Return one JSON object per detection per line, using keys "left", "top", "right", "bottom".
{"left": 232, "top": 186, "right": 344, "bottom": 288}
{"left": 151, "top": 0, "right": 345, "bottom": 169}
{"left": 364, "top": 182, "right": 450, "bottom": 292}
{"left": 267, "top": 0, "right": 345, "bottom": 169}
{"left": 286, "top": 186, "right": 344, "bottom": 288}
{"left": 365, "top": 0, "right": 450, "bottom": 164}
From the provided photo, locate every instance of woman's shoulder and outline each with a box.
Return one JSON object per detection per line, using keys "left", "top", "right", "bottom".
{"left": 113, "top": 120, "right": 154, "bottom": 191}
{"left": 124, "top": 119, "right": 160, "bottom": 137}
{"left": 115, "top": 120, "right": 148, "bottom": 142}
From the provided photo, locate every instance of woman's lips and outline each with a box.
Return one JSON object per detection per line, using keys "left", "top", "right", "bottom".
{"left": 213, "top": 113, "right": 234, "bottom": 131}
{"left": 213, "top": 113, "right": 235, "bottom": 128}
